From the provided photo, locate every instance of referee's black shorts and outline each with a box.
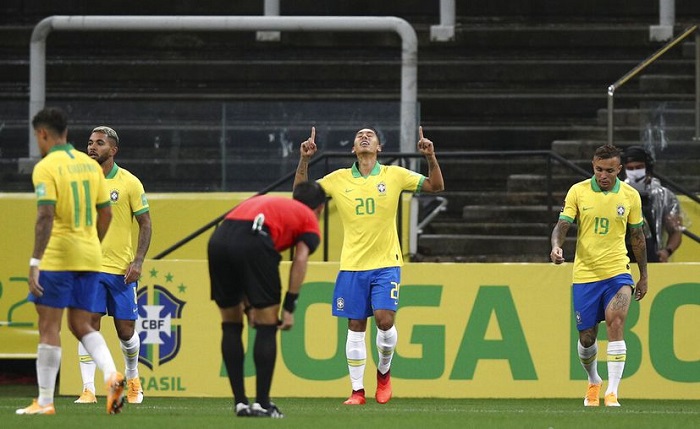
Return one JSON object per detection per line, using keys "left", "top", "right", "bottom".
{"left": 207, "top": 220, "right": 282, "bottom": 309}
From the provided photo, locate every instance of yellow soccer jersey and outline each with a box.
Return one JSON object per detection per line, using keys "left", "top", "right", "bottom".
{"left": 101, "top": 163, "right": 149, "bottom": 274}
{"left": 559, "top": 177, "right": 644, "bottom": 283}
{"left": 32, "top": 143, "right": 111, "bottom": 271}
{"left": 318, "top": 161, "right": 425, "bottom": 271}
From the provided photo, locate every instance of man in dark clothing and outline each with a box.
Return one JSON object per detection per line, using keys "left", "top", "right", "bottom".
{"left": 207, "top": 181, "right": 325, "bottom": 418}
{"left": 622, "top": 146, "right": 683, "bottom": 262}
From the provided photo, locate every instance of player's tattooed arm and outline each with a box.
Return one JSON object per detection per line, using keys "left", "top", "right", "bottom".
{"left": 630, "top": 226, "right": 649, "bottom": 300}
{"left": 550, "top": 219, "right": 571, "bottom": 264}
{"left": 294, "top": 127, "right": 316, "bottom": 189}
{"left": 630, "top": 226, "right": 647, "bottom": 271}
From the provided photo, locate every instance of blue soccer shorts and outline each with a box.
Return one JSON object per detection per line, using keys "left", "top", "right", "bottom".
{"left": 332, "top": 267, "right": 401, "bottom": 319}
{"left": 84, "top": 272, "right": 139, "bottom": 320}
{"left": 28, "top": 271, "right": 100, "bottom": 312}
{"left": 572, "top": 273, "right": 634, "bottom": 331}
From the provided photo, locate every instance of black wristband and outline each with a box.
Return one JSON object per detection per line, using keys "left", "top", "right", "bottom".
{"left": 283, "top": 292, "right": 299, "bottom": 313}
{"left": 665, "top": 247, "right": 674, "bottom": 256}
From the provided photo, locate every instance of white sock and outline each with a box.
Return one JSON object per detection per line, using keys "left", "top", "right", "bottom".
{"left": 578, "top": 340, "right": 602, "bottom": 385}
{"left": 346, "top": 330, "right": 366, "bottom": 391}
{"left": 606, "top": 340, "right": 627, "bottom": 396}
{"left": 376, "top": 325, "right": 397, "bottom": 375}
{"left": 120, "top": 331, "right": 140, "bottom": 380}
{"left": 81, "top": 331, "right": 117, "bottom": 383}
{"left": 36, "top": 343, "right": 61, "bottom": 407}
{"left": 78, "top": 341, "right": 96, "bottom": 393}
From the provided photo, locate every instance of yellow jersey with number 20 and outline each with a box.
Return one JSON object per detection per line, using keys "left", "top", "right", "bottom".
{"left": 318, "top": 161, "right": 425, "bottom": 271}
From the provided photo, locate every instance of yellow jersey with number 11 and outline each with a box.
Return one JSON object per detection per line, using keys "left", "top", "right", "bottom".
{"left": 32, "top": 143, "right": 111, "bottom": 271}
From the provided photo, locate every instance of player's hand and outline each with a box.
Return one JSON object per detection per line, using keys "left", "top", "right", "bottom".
{"left": 550, "top": 247, "right": 565, "bottom": 264}
{"left": 124, "top": 261, "right": 142, "bottom": 284}
{"left": 634, "top": 276, "right": 648, "bottom": 301}
{"left": 417, "top": 126, "right": 435, "bottom": 156}
{"left": 278, "top": 310, "right": 294, "bottom": 331}
{"left": 28, "top": 266, "right": 44, "bottom": 297}
{"left": 300, "top": 127, "right": 317, "bottom": 159}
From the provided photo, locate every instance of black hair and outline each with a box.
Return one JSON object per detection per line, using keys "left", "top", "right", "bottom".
{"left": 623, "top": 145, "right": 654, "bottom": 175}
{"left": 31, "top": 107, "right": 68, "bottom": 135}
{"left": 293, "top": 181, "right": 326, "bottom": 210}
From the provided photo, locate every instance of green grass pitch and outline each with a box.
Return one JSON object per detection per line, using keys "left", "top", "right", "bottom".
{"left": 2, "top": 384, "right": 698, "bottom": 429}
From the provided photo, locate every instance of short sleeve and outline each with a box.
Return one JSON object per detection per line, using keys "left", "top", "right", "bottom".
{"left": 559, "top": 186, "right": 578, "bottom": 223}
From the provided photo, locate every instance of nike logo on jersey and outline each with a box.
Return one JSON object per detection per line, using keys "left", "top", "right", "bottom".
{"left": 583, "top": 206, "right": 593, "bottom": 211}
{"left": 345, "top": 189, "right": 353, "bottom": 193}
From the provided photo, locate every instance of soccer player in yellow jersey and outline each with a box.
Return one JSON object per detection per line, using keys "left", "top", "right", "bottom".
{"left": 17, "top": 107, "right": 126, "bottom": 416}
{"left": 294, "top": 126, "right": 444, "bottom": 405}
{"left": 74, "top": 126, "right": 152, "bottom": 405}
{"left": 550, "top": 144, "right": 648, "bottom": 408}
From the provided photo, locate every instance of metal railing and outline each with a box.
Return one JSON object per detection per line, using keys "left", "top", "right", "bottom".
{"left": 152, "top": 149, "right": 699, "bottom": 261}
{"left": 607, "top": 25, "right": 699, "bottom": 145}
{"left": 28, "top": 15, "right": 418, "bottom": 159}
{"left": 153, "top": 150, "right": 592, "bottom": 260}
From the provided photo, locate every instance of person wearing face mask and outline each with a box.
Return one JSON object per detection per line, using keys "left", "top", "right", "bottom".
{"left": 622, "top": 146, "right": 683, "bottom": 262}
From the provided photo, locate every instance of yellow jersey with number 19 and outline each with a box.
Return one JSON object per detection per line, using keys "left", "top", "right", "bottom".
{"left": 32, "top": 143, "right": 111, "bottom": 271}
{"left": 559, "top": 177, "right": 644, "bottom": 283}
{"left": 100, "top": 163, "right": 149, "bottom": 275}
{"left": 318, "top": 161, "right": 425, "bottom": 271}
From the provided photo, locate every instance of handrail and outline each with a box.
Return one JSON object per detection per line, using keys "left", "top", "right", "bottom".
{"left": 607, "top": 25, "right": 698, "bottom": 145}
{"left": 416, "top": 196, "right": 448, "bottom": 233}
{"left": 153, "top": 150, "right": 596, "bottom": 260}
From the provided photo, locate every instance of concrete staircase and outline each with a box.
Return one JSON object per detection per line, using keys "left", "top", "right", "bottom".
{"left": 1, "top": 1, "right": 700, "bottom": 261}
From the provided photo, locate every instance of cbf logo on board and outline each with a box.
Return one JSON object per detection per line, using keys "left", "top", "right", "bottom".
{"left": 136, "top": 267, "right": 187, "bottom": 370}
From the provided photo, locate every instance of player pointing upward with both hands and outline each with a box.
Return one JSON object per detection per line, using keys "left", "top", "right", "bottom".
{"left": 294, "top": 125, "right": 444, "bottom": 405}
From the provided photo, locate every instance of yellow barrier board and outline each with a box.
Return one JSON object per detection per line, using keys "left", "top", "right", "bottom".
{"left": 2, "top": 192, "right": 698, "bottom": 398}
{"left": 53, "top": 260, "right": 700, "bottom": 399}
{"left": 0, "top": 191, "right": 411, "bottom": 357}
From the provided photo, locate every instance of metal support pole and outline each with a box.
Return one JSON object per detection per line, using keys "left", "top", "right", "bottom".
{"left": 257, "top": 0, "right": 281, "bottom": 42}
{"left": 607, "top": 85, "right": 615, "bottom": 146}
{"left": 660, "top": 0, "right": 675, "bottom": 27}
{"left": 430, "top": 0, "right": 455, "bottom": 42}
{"left": 27, "top": 15, "right": 418, "bottom": 162}
{"left": 696, "top": 31, "right": 700, "bottom": 141}
{"left": 220, "top": 103, "right": 227, "bottom": 190}
{"left": 650, "top": 0, "right": 675, "bottom": 41}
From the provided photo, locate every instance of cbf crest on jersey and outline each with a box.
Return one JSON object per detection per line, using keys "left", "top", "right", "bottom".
{"left": 136, "top": 269, "right": 187, "bottom": 370}
{"left": 110, "top": 188, "right": 119, "bottom": 202}
{"left": 377, "top": 181, "right": 387, "bottom": 194}
{"left": 617, "top": 204, "right": 626, "bottom": 217}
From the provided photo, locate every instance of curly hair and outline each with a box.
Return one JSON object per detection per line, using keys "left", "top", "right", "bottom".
{"left": 31, "top": 107, "right": 68, "bottom": 135}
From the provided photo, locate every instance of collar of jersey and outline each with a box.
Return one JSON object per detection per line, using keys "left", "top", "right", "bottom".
{"left": 590, "top": 176, "right": 621, "bottom": 194}
{"left": 47, "top": 143, "right": 74, "bottom": 154}
{"left": 105, "top": 162, "right": 120, "bottom": 179}
{"left": 351, "top": 161, "right": 381, "bottom": 178}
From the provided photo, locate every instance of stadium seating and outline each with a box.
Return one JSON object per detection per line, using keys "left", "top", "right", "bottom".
{"left": 1, "top": 1, "right": 699, "bottom": 260}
